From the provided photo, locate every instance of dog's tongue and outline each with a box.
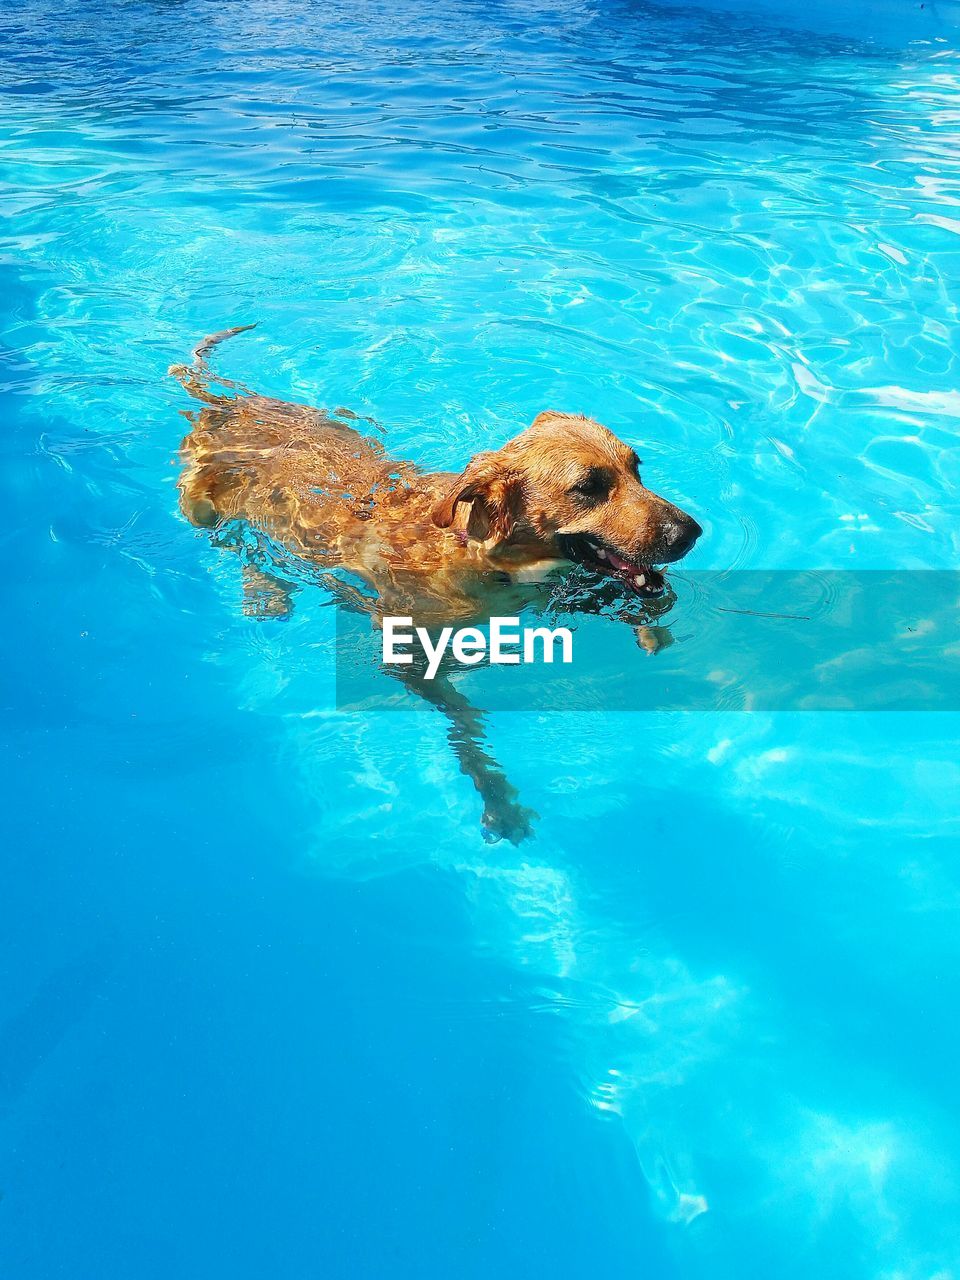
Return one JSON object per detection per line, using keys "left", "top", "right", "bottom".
{"left": 599, "top": 546, "right": 664, "bottom": 597}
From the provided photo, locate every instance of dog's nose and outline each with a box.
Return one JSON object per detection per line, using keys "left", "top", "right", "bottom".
{"left": 664, "top": 513, "right": 702, "bottom": 558}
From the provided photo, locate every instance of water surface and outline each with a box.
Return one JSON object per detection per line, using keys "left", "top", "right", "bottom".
{"left": 3, "top": 1, "right": 960, "bottom": 1276}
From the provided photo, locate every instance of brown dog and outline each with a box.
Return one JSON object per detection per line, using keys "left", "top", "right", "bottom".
{"left": 172, "top": 325, "right": 701, "bottom": 840}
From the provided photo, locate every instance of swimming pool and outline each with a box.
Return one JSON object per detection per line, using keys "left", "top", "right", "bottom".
{"left": 3, "top": 0, "right": 960, "bottom": 1274}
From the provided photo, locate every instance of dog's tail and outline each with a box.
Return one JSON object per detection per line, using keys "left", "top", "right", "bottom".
{"left": 169, "top": 323, "right": 257, "bottom": 404}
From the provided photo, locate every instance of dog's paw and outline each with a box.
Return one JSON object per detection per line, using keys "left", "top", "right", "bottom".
{"left": 481, "top": 793, "right": 538, "bottom": 845}
{"left": 635, "top": 625, "right": 675, "bottom": 655}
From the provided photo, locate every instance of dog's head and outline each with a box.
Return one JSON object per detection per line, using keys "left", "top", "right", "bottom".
{"left": 432, "top": 411, "right": 701, "bottom": 597}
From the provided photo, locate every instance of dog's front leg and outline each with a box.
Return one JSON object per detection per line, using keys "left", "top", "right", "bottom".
{"left": 240, "top": 565, "right": 298, "bottom": 620}
{"left": 395, "top": 662, "right": 537, "bottom": 845}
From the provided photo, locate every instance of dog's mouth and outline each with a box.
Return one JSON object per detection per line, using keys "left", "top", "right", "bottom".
{"left": 558, "top": 534, "right": 666, "bottom": 598}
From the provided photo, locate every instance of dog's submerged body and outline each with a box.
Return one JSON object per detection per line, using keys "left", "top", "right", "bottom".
{"left": 173, "top": 326, "right": 702, "bottom": 840}
{"left": 175, "top": 327, "right": 700, "bottom": 624}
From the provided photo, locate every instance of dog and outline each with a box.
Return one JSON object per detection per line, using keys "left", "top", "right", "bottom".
{"left": 172, "top": 325, "right": 701, "bottom": 840}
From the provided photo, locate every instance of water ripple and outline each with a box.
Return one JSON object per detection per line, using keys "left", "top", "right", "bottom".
{"left": 5, "top": 0, "right": 960, "bottom": 1275}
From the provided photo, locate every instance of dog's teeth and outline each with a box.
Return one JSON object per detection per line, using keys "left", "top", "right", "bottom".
{"left": 635, "top": 573, "right": 646, "bottom": 587}
{"left": 596, "top": 548, "right": 607, "bottom": 561}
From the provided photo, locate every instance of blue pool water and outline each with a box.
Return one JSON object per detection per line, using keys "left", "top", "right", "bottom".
{"left": 4, "top": 0, "right": 960, "bottom": 1275}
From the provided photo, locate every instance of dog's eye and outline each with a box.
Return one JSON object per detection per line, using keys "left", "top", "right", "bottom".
{"left": 570, "top": 470, "right": 610, "bottom": 501}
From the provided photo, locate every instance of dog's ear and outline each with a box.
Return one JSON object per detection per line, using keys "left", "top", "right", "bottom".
{"left": 432, "top": 452, "right": 522, "bottom": 544}
{"left": 431, "top": 453, "right": 492, "bottom": 528}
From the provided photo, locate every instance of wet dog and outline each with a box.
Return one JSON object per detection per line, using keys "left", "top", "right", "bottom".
{"left": 173, "top": 326, "right": 701, "bottom": 840}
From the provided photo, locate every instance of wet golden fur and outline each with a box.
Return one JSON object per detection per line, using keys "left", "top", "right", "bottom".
{"left": 174, "top": 327, "right": 699, "bottom": 624}
{"left": 171, "top": 326, "right": 701, "bottom": 842}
